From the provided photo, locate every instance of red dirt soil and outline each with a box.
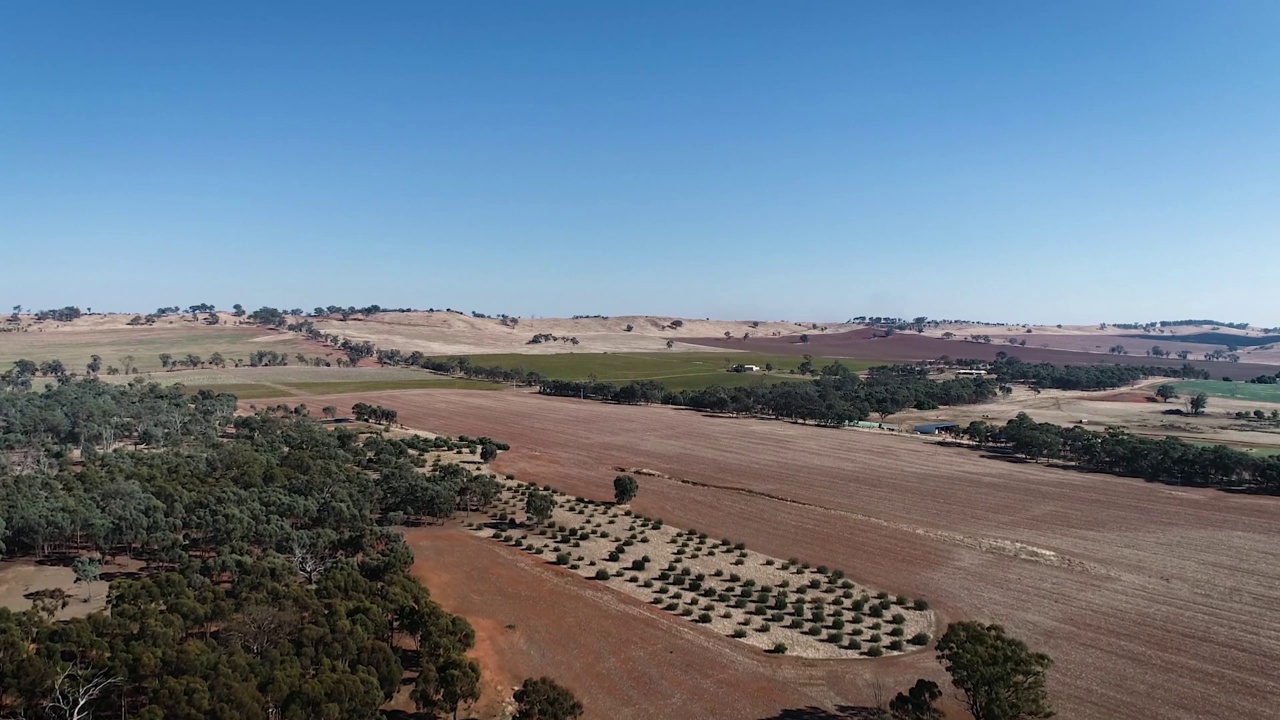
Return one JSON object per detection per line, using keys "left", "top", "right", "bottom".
{"left": 686, "top": 329, "right": 1278, "bottom": 380}
{"left": 272, "top": 390, "right": 1280, "bottom": 720}
{"left": 405, "top": 524, "right": 930, "bottom": 720}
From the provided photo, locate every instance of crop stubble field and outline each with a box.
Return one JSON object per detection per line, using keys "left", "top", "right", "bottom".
{"left": 258, "top": 390, "right": 1280, "bottom": 719}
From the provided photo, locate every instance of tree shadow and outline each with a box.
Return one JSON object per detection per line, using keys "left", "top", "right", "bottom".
{"left": 758, "top": 705, "right": 882, "bottom": 720}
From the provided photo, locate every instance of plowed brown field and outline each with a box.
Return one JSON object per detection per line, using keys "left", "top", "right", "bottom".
{"left": 686, "top": 330, "right": 1280, "bottom": 378}
{"left": 279, "top": 390, "right": 1280, "bottom": 720}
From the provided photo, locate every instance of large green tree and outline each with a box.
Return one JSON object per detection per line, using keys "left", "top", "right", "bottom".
{"left": 525, "top": 491, "right": 555, "bottom": 526}
{"left": 513, "top": 677, "right": 583, "bottom": 720}
{"left": 935, "top": 622, "right": 1054, "bottom": 720}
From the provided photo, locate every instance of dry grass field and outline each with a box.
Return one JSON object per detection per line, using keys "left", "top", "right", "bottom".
{"left": 278, "top": 390, "right": 1280, "bottom": 720}
{"left": 303, "top": 312, "right": 835, "bottom": 355}
{"left": 0, "top": 315, "right": 318, "bottom": 372}
{"left": 96, "top": 365, "right": 502, "bottom": 398}
{"left": 892, "top": 378, "right": 1280, "bottom": 452}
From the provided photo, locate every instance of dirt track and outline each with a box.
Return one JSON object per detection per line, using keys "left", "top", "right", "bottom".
{"left": 285, "top": 390, "right": 1280, "bottom": 720}
{"left": 686, "top": 329, "right": 1280, "bottom": 379}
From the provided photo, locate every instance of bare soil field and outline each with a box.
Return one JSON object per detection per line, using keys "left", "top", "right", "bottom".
{"left": 0, "top": 557, "right": 143, "bottom": 620}
{"left": 406, "top": 523, "right": 930, "bottom": 720}
{"left": 686, "top": 329, "right": 1280, "bottom": 378}
{"left": 271, "top": 389, "right": 1280, "bottom": 720}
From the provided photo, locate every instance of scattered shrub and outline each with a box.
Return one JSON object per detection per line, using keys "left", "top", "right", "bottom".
{"left": 593, "top": 569, "right": 609, "bottom": 580}
{"left": 769, "top": 642, "right": 788, "bottom": 654}
{"left": 889, "top": 627, "right": 904, "bottom": 637}
{"left": 697, "top": 612, "right": 712, "bottom": 624}
{"left": 807, "top": 624, "right": 823, "bottom": 637}
{"left": 888, "top": 639, "right": 904, "bottom": 652}
{"left": 733, "top": 628, "right": 748, "bottom": 639}
{"left": 909, "top": 632, "right": 930, "bottom": 646}
{"left": 913, "top": 598, "right": 930, "bottom": 611}
{"left": 865, "top": 644, "right": 884, "bottom": 657}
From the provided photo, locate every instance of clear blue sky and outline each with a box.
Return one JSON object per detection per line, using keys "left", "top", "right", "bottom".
{"left": 3, "top": 2, "right": 1278, "bottom": 325}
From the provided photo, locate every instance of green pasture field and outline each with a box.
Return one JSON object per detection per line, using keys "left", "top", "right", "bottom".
{"left": 1173, "top": 380, "right": 1280, "bottom": 404}
{"left": 457, "top": 352, "right": 870, "bottom": 389}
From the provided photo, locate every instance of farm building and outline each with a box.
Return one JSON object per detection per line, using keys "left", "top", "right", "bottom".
{"left": 732, "top": 364, "right": 761, "bottom": 372}
{"left": 913, "top": 422, "right": 958, "bottom": 435}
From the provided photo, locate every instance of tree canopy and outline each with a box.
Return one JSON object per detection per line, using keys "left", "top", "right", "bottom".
{"left": 612, "top": 474, "right": 638, "bottom": 505}
{"left": 936, "top": 622, "right": 1054, "bottom": 720}
{"left": 0, "top": 378, "right": 564, "bottom": 718}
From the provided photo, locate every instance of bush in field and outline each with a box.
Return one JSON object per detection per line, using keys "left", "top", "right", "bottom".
{"left": 697, "top": 612, "right": 712, "bottom": 624}
{"left": 866, "top": 644, "right": 884, "bottom": 657}
{"left": 909, "top": 632, "right": 931, "bottom": 646}
{"left": 914, "top": 598, "right": 930, "bottom": 611}
{"left": 769, "top": 643, "right": 788, "bottom": 654}
{"left": 888, "top": 639, "right": 905, "bottom": 652}
{"left": 593, "top": 569, "right": 609, "bottom": 580}
{"left": 613, "top": 474, "right": 639, "bottom": 504}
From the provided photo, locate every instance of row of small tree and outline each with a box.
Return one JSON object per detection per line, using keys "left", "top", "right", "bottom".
{"left": 958, "top": 412, "right": 1280, "bottom": 492}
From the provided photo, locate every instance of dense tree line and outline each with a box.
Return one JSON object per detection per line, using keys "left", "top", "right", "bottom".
{"left": 539, "top": 362, "right": 1000, "bottom": 425}
{"left": 986, "top": 356, "right": 1209, "bottom": 390}
{"left": 351, "top": 403, "right": 398, "bottom": 425}
{"left": 32, "top": 307, "right": 83, "bottom": 322}
{"left": 1113, "top": 319, "right": 1251, "bottom": 331}
{"left": 958, "top": 413, "right": 1280, "bottom": 493}
{"left": 0, "top": 379, "right": 577, "bottom": 718}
